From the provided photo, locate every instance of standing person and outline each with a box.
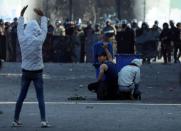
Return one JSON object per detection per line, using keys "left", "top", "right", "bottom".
{"left": 77, "top": 25, "right": 86, "bottom": 63}
{"left": 151, "top": 21, "right": 162, "bottom": 62}
{"left": 64, "top": 20, "right": 79, "bottom": 63}
{"left": 116, "top": 20, "right": 135, "bottom": 54}
{"left": 0, "top": 19, "right": 6, "bottom": 61}
{"left": 103, "top": 19, "right": 116, "bottom": 55}
{"left": 12, "top": 5, "right": 50, "bottom": 128}
{"left": 174, "top": 22, "right": 181, "bottom": 63}
{"left": 84, "top": 21, "right": 96, "bottom": 63}
{"left": 103, "top": 19, "right": 116, "bottom": 39}
{"left": 136, "top": 22, "right": 150, "bottom": 63}
{"left": 43, "top": 23, "right": 54, "bottom": 62}
{"left": 4, "top": 22, "right": 12, "bottom": 62}
{"left": 144, "top": 23, "right": 161, "bottom": 63}
{"left": 11, "top": 18, "right": 19, "bottom": 62}
{"left": 160, "top": 23, "right": 171, "bottom": 64}
{"left": 169, "top": 20, "right": 177, "bottom": 62}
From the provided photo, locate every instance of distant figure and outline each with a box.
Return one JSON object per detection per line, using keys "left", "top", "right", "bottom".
{"left": 11, "top": 17, "right": 19, "bottom": 62}
{"left": 169, "top": 20, "right": 177, "bottom": 62}
{"left": 0, "top": 19, "right": 6, "bottom": 61}
{"left": 103, "top": 19, "right": 116, "bottom": 39}
{"left": 160, "top": 23, "right": 171, "bottom": 64}
{"left": 116, "top": 20, "right": 135, "bottom": 54}
{"left": 174, "top": 22, "right": 181, "bottom": 63}
{"left": 12, "top": 5, "right": 50, "bottom": 128}
{"left": 151, "top": 20, "right": 162, "bottom": 62}
{"left": 136, "top": 22, "right": 151, "bottom": 63}
{"left": 84, "top": 21, "right": 96, "bottom": 62}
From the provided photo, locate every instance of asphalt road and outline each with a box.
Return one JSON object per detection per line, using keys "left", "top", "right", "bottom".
{"left": 0, "top": 63, "right": 181, "bottom": 131}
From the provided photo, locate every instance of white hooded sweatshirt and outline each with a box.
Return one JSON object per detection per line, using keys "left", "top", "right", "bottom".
{"left": 118, "top": 59, "right": 142, "bottom": 87}
{"left": 17, "top": 16, "right": 47, "bottom": 71}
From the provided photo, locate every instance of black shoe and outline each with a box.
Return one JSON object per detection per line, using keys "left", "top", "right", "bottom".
{"left": 88, "top": 86, "right": 96, "bottom": 92}
{"left": 133, "top": 91, "right": 142, "bottom": 100}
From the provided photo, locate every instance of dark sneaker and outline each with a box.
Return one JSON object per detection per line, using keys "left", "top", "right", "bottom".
{"left": 133, "top": 91, "right": 142, "bottom": 100}
{"left": 12, "top": 121, "right": 23, "bottom": 127}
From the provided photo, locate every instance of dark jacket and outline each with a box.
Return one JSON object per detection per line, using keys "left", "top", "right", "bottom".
{"left": 175, "top": 28, "right": 181, "bottom": 42}
{"left": 160, "top": 28, "right": 171, "bottom": 45}
{"left": 116, "top": 27, "right": 135, "bottom": 54}
{"left": 169, "top": 26, "right": 177, "bottom": 42}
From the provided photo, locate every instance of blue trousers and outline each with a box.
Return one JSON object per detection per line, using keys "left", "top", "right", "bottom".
{"left": 14, "top": 70, "right": 46, "bottom": 121}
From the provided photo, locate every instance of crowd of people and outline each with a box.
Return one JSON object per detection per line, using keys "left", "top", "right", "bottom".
{"left": 0, "top": 16, "right": 181, "bottom": 64}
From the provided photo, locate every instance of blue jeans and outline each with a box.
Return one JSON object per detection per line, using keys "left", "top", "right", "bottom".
{"left": 14, "top": 70, "right": 46, "bottom": 121}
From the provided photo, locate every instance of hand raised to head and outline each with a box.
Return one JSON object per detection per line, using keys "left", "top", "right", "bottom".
{"left": 20, "top": 5, "right": 28, "bottom": 16}
{"left": 102, "top": 42, "right": 108, "bottom": 49}
{"left": 34, "top": 8, "right": 44, "bottom": 16}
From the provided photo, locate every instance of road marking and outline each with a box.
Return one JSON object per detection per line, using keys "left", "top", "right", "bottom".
{"left": 0, "top": 101, "right": 181, "bottom": 106}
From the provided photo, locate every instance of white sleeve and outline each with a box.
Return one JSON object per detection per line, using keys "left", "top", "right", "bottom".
{"left": 17, "top": 16, "right": 25, "bottom": 43}
{"left": 39, "top": 16, "right": 48, "bottom": 41}
{"left": 134, "top": 68, "right": 140, "bottom": 84}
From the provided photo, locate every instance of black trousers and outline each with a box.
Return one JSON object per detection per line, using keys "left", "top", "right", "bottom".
{"left": 161, "top": 43, "right": 172, "bottom": 63}
{"left": 88, "top": 81, "right": 118, "bottom": 100}
{"left": 174, "top": 42, "right": 181, "bottom": 62}
{"left": 0, "top": 60, "right": 2, "bottom": 69}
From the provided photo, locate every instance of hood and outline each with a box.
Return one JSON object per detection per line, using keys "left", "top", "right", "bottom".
{"left": 24, "top": 20, "right": 41, "bottom": 37}
{"left": 131, "top": 59, "right": 142, "bottom": 67}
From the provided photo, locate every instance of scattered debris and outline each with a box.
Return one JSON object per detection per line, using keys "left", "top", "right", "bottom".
{"left": 74, "top": 88, "right": 78, "bottom": 91}
{"left": 79, "top": 85, "right": 84, "bottom": 88}
{"left": 69, "top": 68, "right": 73, "bottom": 72}
{"left": 147, "top": 87, "right": 153, "bottom": 89}
{"left": 86, "top": 106, "right": 94, "bottom": 109}
{"left": 169, "top": 87, "right": 176, "bottom": 92}
{"left": 68, "top": 96, "right": 86, "bottom": 101}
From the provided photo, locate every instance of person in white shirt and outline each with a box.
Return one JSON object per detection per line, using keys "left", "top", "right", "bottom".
{"left": 118, "top": 59, "right": 142, "bottom": 100}
{"left": 12, "top": 5, "right": 50, "bottom": 128}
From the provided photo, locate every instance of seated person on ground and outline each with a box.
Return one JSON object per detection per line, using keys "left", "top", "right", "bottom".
{"left": 118, "top": 59, "right": 142, "bottom": 100}
{"left": 88, "top": 44, "right": 118, "bottom": 100}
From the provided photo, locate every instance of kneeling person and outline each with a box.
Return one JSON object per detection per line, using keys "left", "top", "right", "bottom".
{"left": 88, "top": 45, "right": 118, "bottom": 100}
{"left": 118, "top": 59, "right": 142, "bottom": 100}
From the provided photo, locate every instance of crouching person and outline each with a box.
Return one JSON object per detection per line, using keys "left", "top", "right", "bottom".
{"left": 118, "top": 59, "right": 142, "bottom": 100}
{"left": 88, "top": 45, "right": 118, "bottom": 100}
